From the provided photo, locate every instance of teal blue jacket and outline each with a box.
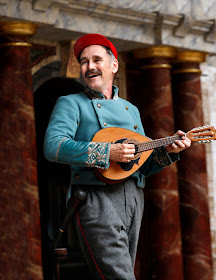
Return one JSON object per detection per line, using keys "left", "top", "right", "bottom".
{"left": 44, "top": 86, "right": 179, "bottom": 194}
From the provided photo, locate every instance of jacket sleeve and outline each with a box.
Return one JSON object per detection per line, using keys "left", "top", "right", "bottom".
{"left": 139, "top": 146, "right": 179, "bottom": 177}
{"left": 43, "top": 96, "right": 110, "bottom": 169}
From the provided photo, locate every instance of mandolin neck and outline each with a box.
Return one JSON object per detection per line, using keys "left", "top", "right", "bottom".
{"left": 137, "top": 135, "right": 182, "bottom": 152}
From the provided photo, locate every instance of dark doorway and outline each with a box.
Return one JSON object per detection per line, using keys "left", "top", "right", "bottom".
{"left": 34, "top": 78, "right": 94, "bottom": 279}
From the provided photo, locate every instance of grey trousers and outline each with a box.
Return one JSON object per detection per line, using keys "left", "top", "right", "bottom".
{"left": 75, "top": 179, "right": 144, "bottom": 280}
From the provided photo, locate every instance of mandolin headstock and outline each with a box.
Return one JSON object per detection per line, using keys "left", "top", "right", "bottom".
{"left": 186, "top": 125, "right": 216, "bottom": 144}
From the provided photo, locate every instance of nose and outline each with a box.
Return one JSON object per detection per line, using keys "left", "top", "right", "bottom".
{"left": 88, "top": 59, "right": 95, "bottom": 70}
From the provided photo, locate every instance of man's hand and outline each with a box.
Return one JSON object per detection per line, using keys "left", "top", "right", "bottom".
{"left": 109, "top": 130, "right": 191, "bottom": 162}
{"left": 110, "top": 143, "right": 135, "bottom": 162}
{"left": 166, "top": 130, "right": 191, "bottom": 154}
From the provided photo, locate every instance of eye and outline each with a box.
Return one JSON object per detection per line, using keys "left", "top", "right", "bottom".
{"left": 81, "top": 61, "right": 87, "bottom": 66}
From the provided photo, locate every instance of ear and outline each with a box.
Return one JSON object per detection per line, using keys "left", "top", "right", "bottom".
{"left": 112, "top": 59, "right": 119, "bottom": 74}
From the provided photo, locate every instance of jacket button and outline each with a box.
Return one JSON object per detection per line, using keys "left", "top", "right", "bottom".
{"left": 103, "top": 122, "right": 107, "bottom": 126}
{"left": 134, "top": 125, "right": 138, "bottom": 129}
{"left": 126, "top": 106, "right": 128, "bottom": 110}
{"left": 97, "top": 103, "right": 101, "bottom": 108}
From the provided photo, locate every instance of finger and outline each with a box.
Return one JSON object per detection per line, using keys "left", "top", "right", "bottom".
{"left": 181, "top": 136, "right": 191, "bottom": 141}
{"left": 171, "top": 143, "right": 178, "bottom": 149}
{"left": 122, "top": 153, "right": 135, "bottom": 162}
{"left": 122, "top": 143, "right": 135, "bottom": 150}
{"left": 121, "top": 146, "right": 135, "bottom": 155}
{"left": 176, "top": 130, "right": 186, "bottom": 136}
{"left": 179, "top": 138, "right": 191, "bottom": 148}
{"left": 183, "top": 141, "right": 191, "bottom": 148}
{"left": 125, "top": 148, "right": 136, "bottom": 155}
{"left": 128, "top": 154, "right": 135, "bottom": 159}
{"left": 175, "top": 140, "right": 185, "bottom": 148}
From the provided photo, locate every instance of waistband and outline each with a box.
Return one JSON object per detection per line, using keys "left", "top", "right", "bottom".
{"left": 71, "top": 169, "right": 106, "bottom": 186}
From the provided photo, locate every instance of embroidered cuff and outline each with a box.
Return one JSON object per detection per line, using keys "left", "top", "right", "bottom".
{"left": 152, "top": 146, "right": 176, "bottom": 167}
{"left": 85, "top": 142, "right": 110, "bottom": 169}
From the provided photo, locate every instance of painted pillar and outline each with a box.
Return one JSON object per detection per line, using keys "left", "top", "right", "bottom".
{"left": 172, "top": 51, "right": 213, "bottom": 280}
{"left": 133, "top": 46, "right": 184, "bottom": 280}
{"left": 0, "top": 22, "right": 43, "bottom": 280}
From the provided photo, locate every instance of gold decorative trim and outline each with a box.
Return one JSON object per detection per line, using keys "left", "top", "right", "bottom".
{"left": 172, "top": 68, "right": 201, "bottom": 74}
{"left": 141, "top": 64, "right": 171, "bottom": 70}
{"left": 0, "top": 21, "right": 38, "bottom": 36}
{"left": 175, "top": 51, "right": 206, "bottom": 63}
{"left": 55, "top": 137, "right": 68, "bottom": 162}
{"left": 0, "top": 42, "right": 32, "bottom": 48}
{"left": 134, "top": 46, "right": 176, "bottom": 59}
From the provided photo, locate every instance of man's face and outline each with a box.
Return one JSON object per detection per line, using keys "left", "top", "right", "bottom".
{"left": 79, "top": 45, "right": 118, "bottom": 95}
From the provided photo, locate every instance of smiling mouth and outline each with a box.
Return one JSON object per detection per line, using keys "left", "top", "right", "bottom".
{"left": 88, "top": 74, "right": 100, "bottom": 78}
{"left": 85, "top": 70, "right": 102, "bottom": 79}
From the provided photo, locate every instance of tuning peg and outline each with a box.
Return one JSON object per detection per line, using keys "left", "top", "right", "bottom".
{"left": 195, "top": 139, "right": 213, "bottom": 145}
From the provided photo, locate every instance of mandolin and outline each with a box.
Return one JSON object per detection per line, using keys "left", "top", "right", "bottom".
{"left": 92, "top": 126, "right": 216, "bottom": 184}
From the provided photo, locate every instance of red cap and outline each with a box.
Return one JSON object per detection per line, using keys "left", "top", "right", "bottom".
{"left": 74, "top": 33, "right": 118, "bottom": 60}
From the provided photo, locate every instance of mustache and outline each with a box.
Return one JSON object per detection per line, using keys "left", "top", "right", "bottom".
{"left": 85, "top": 69, "right": 102, "bottom": 78}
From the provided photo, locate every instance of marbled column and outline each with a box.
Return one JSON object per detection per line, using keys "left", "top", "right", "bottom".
{"left": 172, "top": 51, "right": 213, "bottom": 280}
{"left": 133, "top": 46, "right": 184, "bottom": 280}
{"left": 0, "top": 22, "right": 43, "bottom": 280}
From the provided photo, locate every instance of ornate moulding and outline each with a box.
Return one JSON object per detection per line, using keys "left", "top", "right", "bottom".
{"left": 0, "top": 0, "right": 216, "bottom": 55}
{"left": 0, "top": 21, "right": 37, "bottom": 36}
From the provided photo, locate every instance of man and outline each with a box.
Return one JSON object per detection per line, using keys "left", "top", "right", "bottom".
{"left": 44, "top": 33, "right": 191, "bottom": 279}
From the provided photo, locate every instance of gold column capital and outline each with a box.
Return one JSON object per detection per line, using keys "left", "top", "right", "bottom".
{"left": 175, "top": 51, "right": 207, "bottom": 63}
{"left": 134, "top": 46, "right": 176, "bottom": 59}
{"left": 173, "top": 51, "right": 207, "bottom": 74}
{"left": 0, "top": 21, "right": 38, "bottom": 36}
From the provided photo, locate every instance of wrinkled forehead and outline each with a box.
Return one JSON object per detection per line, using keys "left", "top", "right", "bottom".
{"left": 80, "top": 44, "right": 107, "bottom": 58}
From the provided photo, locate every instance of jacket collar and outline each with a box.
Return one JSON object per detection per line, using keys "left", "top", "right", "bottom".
{"left": 85, "top": 85, "right": 119, "bottom": 100}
